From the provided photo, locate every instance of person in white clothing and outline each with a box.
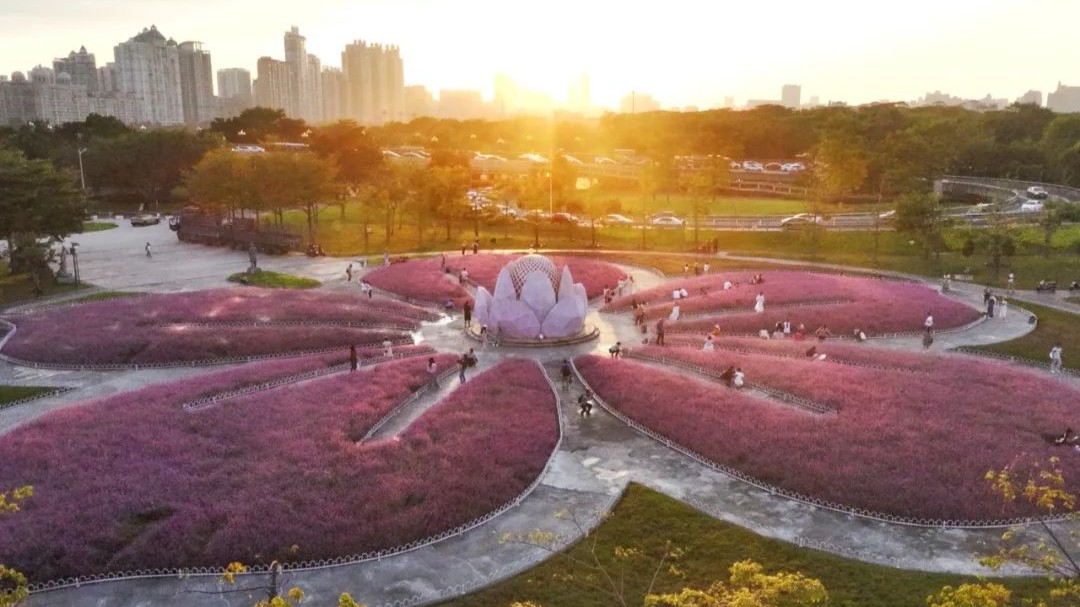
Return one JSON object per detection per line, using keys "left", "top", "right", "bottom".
{"left": 732, "top": 368, "right": 745, "bottom": 388}
{"left": 924, "top": 313, "right": 934, "bottom": 330}
{"left": 782, "top": 319, "right": 792, "bottom": 337}
{"left": 679, "top": 287, "right": 689, "bottom": 299}
{"left": 703, "top": 334, "right": 715, "bottom": 351}
{"left": 1050, "top": 343, "right": 1063, "bottom": 374}
{"left": 999, "top": 298, "right": 1008, "bottom": 319}
{"left": 672, "top": 289, "right": 682, "bottom": 300}
{"left": 669, "top": 303, "right": 681, "bottom": 322}
{"left": 754, "top": 292, "right": 765, "bottom": 313}
{"left": 703, "top": 263, "right": 710, "bottom": 274}
{"left": 723, "top": 280, "right": 732, "bottom": 290}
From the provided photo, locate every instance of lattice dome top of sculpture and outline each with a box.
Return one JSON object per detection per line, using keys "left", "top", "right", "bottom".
{"left": 506, "top": 255, "right": 561, "bottom": 296}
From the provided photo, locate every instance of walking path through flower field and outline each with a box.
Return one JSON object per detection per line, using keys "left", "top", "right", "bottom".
{"left": 2, "top": 234, "right": 1077, "bottom": 606}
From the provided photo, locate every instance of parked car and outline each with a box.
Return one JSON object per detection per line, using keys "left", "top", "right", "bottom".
{"left": 1026, "top": 186, "right": 1049, "bottom": 200}
{"left": 551, "top": 212, "right": 580, "bottom": 225}
{"left": 764, "top": 162, "right": 783, "bottom": 171}
{"left": 561, "top": 155, "right": 584, "bottom": 165}
{"left": 1020, "top": 200, "right": 1045, "bottom": 212}
{"left": 602, "top": 213, "right": 635, "bottom": 226}
{"left": 130, "top": 214, "right": 161, "bottom": 227}
{"left": 878, "top": 210, "right": 897, "bottom": 222}
{"left": 779, "top": 213, "right": 824, "bottom": 228}
{"left": 650, "top": 216, "right": 685, "bottom": 227}
{"left": 742, "top": 161, "right": 764, "bottom": 172}
{"left": 594, "top": 156, "right": 618, "bottom": 165}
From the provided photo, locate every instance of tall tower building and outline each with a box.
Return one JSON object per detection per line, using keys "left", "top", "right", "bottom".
{"left": 781, "top": 84, "right": 801, "bottom": 109}
{"left": 1016, "top": 90, "right": 1043, "bottom": 106}
{"left": 341, "top": 40, "right": 404, "bottom": 125}
{"left": 178, "top": 41, "right": 215, "bottom": 126}
{"left": 217, "top": 68, "right": 252, "bottom": 101}
{"left": 307, "top": 54, "right": 323, "bottom": 123}
{"left": 320, "top": 67, "right": 345, "bottom": 123}
{"left": 494, "top": 73, "right": 518, "bottom": 116}
{"left": 114, "top": 25, "right": 183, "bottom": 125}
{"left": 254, "top": 57, "right": 290, "bottom": 111}
{"left": 568, "top": 73, "right": 591, "bottom": 113}
{"left": 53, "top": 46, "right": 98, "bottom": 92}
{"left": 283, "top": 26, "right": 316, "bottom": 121}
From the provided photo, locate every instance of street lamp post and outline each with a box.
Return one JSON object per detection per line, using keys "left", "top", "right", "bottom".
{"left": 70, "top": 243, "right": 80, "bottom": 285}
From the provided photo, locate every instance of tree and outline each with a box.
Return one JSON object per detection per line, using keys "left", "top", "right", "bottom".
{"left": 966, "top": 213, "right": 1018, "bottom": 281}
{"left": 0, "top": 149, "right": 83, "bottom": 276}
{"left": 185, "top": 149, "right": 254, "bottom": 219}
{"left": 209, "top": 108, "right": 308, "bottom": 144}
{"left": 895, "top": 192, "right": 951, "bottom": 266}
{"left": 645, "top": 560, "right": 828, "bottom": 607}
{"left": 0, "top": 485, "right": 33, "bottom": 607}
{"left": 212, "top": 561, "right": 367, "bottom": 607}
{"left": 813, "top": 135, "right": 868, "bottom": 203}
{"left": 1038, "top": 200, "right": 1080, "bottom": 257}
{"left": 308, "top": 120, "right": 385, "bottom": 219}
{"left": 428, "top": 166, "right": 471, "bottom": 241}
{"left": 254, "top": 152, "right": 338, "bottom": 243}
{"left": 84, "top": 130, "right": 219, "bottom": 207}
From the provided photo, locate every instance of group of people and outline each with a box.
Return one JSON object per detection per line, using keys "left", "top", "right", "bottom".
{"left": 719, "top": 365, "right": 746, "bottom": 388}
{"left": 344, "top": 263, "right": 373, "bottom": 297}
{"left": 603, "top": 276, "right": 637, "bottom": 303}
{"left": 981, "top": 286, "right": 1008, "bottom": 320}
{"left": 460, "top": 239, "right": 480, "bottom": 256}
{"left": 682, "top": 262, "right": 712, "bottom": 276}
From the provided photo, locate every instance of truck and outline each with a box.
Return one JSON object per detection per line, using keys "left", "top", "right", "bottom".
{"left": 169, "top": 208, "right": 301, "bottom": 254}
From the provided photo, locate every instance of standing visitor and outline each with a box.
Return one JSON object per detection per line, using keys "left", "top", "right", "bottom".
{"left": 1007, "top": 273, "right": 1015, "bottom": 295}
{"left": 733, "top": 368, "right": 745, "bottom": 388}
{"left": 924, "top": 313, "right": 934, "bottom": 331}
{"left": 683, "top": 263, "right": 690, "bottom": 275}
{"left": 145, "top": 242, "right": 152, "bottom": 259}
{"left": 349, "top": 345, "right": 358, "bottom": 372}
{"left": 983, "top": 285, "right": 991, "bottom": 305}
{"left": 922, "top": 328, "right": 934, "bottom": 350}
{"left": 782, "top": 318, "right": 792, "bottom": 337}
{"left": 383, "top": 251, "right": 390, "bottom": 266}
{"left": 703, "top": 262, "right": 710, "bottom": 274}
{"left": 382, "top": 339, "right": 394, "bottom": 357}
{"left": 754, "top": 292, "right": 766, "bottom": 313}
{"left": 472, "top": 239, "right": 479, "bottom": 254}
{"left": 1050, "top": 343, "right": 1063, "bottom": 374}
{"left": 655, "top": 318, "right": 666, "bottom": 346}
{"left": 814, "top": 324, "right": 832, "bottom": 341}
{"left": 669, "top": 303, "right": 681, "bottom": 322}
{"left": 427, "top": 357, "right": 439, "bottom": 386}
{"left": 463, "top": 300, "right": 473, "bottom": 329}
{"left": 999, "top": 298, "right": 1008, "bottom": 319}
{"left": 561, "top": 359, "right": 574, "bottom": 389}
{"left": 441, "top": 254, "right": 447, "bottom": 270}
{"left": 361, "top": 280, "right": 373, "bottom": 298}
{"left": 987, "top": 294, "right": 997, "bottom": 318}
{"left": 703, "top": 334, "right": 715, "bottom": 351}
{"left": 461, "top": 242, "right": 467, "bottom": 256}
{"left": 346, "top": 263, "right": 353, "bottom": 283}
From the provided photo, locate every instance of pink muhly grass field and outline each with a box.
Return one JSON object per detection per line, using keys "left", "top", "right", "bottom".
{"left": 575, "top": 350, "right": 1080, "bottom": 521}
{"left": 365, "top": 254, "right": 625, "bottom": 304}
{"left": 2, "top": 289, "right": 432, "bottom": 365}
{"left": 608, "top": 271, "right": 979, "bottom": 336}
{"left": 0, "top": 357, "right": 557, "bottom": 582}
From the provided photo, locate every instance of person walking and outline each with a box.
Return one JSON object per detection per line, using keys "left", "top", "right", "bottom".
{"left": 383, "top": 251, "right": 390, "bottom": 266}
{"left": 463, "top": 300, "right": 473, "bottom": 329}
{"left": 983, "top": 285, "right": 991, "bottom": 305}
{"left": 361, "top": 280, "right": 373, "bottom": 298}
{"left": 427, "top": 357, "right": 439, "bottom": 386}
{"left": 1050, "top": 343, "right": 1063, "bottom": 374}
{"left": 924, "top": 312, "right": 934, "bottom": 331}
{"left": 349, "top": 345, "right": 358, "bottom": 372}
{"left": 754, "top": 292, "right": 765, "bottom": 314}
{"left": 461, "top": 242, "right": 467, "bottom": 256}
{"left": 1007, "top": 273, "right": 1015, "bottom": 295}
{"left": 922, "top": 328, "right": 934, "bottom": 350}
{"left": 560, "top": 359, "right": 573, "bottom": 389}
{"left": 655, "top": 318, "right": 666, "bottom": 346}
{"left": 458, "top": 353, "right": 469, "bottom": 383}
{"left": 703, "top": 334, "right": 715, "bottom": 351}
{"left": 145, "top": 242, "right": 152, "bottom": 259}
{"left": 999, "top": 298, "right": 1008, "bottom": 319}
{"left": 472, "top": 238, "right": 479, "bottom": 254}
{"left": 346, "top": 263, "right": 353, "bottom": 283}
{"left": 987, "top": 294, "right": 997, "bottom": 318}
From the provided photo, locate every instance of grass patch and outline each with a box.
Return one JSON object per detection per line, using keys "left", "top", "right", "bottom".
{"left": 0, "top": 386, "right": 55, "bottom": 406}
{"left": 65, "top": 291, "right": 138, "bottom": 304}
{"left": 227, "top": 270, "right": 320, "bottom": 289}
{"left": 968, "top": 300, "right": 1079, "bottom": 371}
{"left": 0, "top": 261, "right": 84, "bottom": 306}
{"left": 81, "top": 221, "right": 118, "bottom": 232}
{"left": 440, "top": 483, "right": 1050, "bottom": 607}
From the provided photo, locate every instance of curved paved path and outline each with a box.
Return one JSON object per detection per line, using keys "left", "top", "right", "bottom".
{"left": 2, "top": 239, "right": 1076, "bottom": 606}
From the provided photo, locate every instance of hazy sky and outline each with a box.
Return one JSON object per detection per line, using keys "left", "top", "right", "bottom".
{"left": 2, "top": 0, "right": 1077, "bottom": 109}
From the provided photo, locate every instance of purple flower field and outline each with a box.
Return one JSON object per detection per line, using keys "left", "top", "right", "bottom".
{"left": 1, "top": 289, "right": 435, "bottom": 365}
{"left": 0, "top": 357, "right": 557, "bottom": 582}
{"left": 365, "top": 254, "right": 625, "bottom": 305}
{"left": 576, "top": 349, "right": 1080, "bottom": 521}
{"left": 606, "top": 271, "right": 979, "bottom": 336}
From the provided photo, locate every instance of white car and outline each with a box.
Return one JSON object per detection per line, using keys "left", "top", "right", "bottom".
{"left": 780, "top": 213, "right": 824, "bottom": 228}
{"left": 742, "top": 161, "right": 764, "bottom": 171}
{"left": 518, "top": 153, "right": 549, "bottom": 163}
{"left": 1026, "top": 186, "right": 1048, "bottom": 200}
{"left": 561, "top": 154, "right": 584, "bottom": 165}
{"left": 594, "top": 156, "right": 618, "bottom": 164}
{"left": 781, "top": 162, "right": 806, "bottom": 172}
{"left": 602, "top": 214, "right": 635, "bottom": 225}
{"left": 1020, "top": 200, "right": 1045, "bottom": 212}
{"left": 650, "top": 216, "right": 685, "bottom": 227}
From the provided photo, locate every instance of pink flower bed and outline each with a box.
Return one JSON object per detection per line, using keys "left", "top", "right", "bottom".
{"left": 365, "top": 254, "right": 626, "bottom": 304}
{"left": 0, "top": 357, "right": 557, "bottom": 582}
{"left": 575, "top": 350, "right": 1080, "bottom": 521}
{"left": 607, "top": 271, "right": 979, "bottom": 336}
{"left": 2, "top": 289, "right": 434, "bottom": 365}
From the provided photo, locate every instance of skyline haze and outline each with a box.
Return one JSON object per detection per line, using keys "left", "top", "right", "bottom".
{"left": 3, "top": 0, "right": 1078, "bottom": 109}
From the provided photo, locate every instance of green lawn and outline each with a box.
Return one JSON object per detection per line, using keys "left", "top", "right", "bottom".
{"left": 0, "top": 261, "right": 84, "bottom": 306}
{"left": 440, "top": 484, "right": 1050, "bottom": 607}
{"left": 227, "top": 270, "right": 320, "bottom": 289}
{"left": 0, "top": 386, "right": 54, "bottom": 406}
{"left": 64, "top": 291, "right": 139, "bottom": 304}
{"left": 968, "top": 301, "right": 1079, "bottom": 371}
{"left": 81, "top": 221, "right": 118, "bottom": 232}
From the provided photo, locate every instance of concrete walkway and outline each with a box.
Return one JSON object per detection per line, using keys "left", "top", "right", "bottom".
{"left": 4, "top": 241, "right": 1078, "bottom": 606}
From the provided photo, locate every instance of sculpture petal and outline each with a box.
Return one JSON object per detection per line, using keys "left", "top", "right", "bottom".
{"left": 492, "top": 299, "right": 541, "bottom": 339}
{"left": 492, "top": 267, "right": 516, "bottom": 302}
{"left": 474, "top": 288, "right": 492, "bottom": 326}
{"left": 520, "top": 271, "right": 557, "bottom": 322}
{"left": 540, "top": 294, "right": 586, "bottom": 338}
{"left": 573, "top": 283, "right": 588, "bottom": 317}
{"left": 558, "top": 265, "right": 575, "bottom": 300}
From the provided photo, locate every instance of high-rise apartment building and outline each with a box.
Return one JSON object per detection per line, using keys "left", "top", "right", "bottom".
{"left": 307, "top": 54, "right": 323, "bottom": 123}
{"left": 53, "top": 46, "right": 98, "bottom": 92}
{"left": 341, "top": 40, "right": 404, "bottom": 125}
{"left": 113, "top": 25, "right": 183, "bottom": 125}
{"left": 254, "top": 57, "right": 290, "bottom": 111}
{"left": 437, "top": 89, "right": 485, "bottom": 120}
{"left": 283, "top": 26, "right": 320, "bottom": 122}
{"left": 1047, "top": 83, "right": 1080, "bottom": 113}
{"left": 781, "top": 84, "right": 801, "bottom": 109}
{"left": 217, "top": 68, "right": 252, "bottom": 101}
{"left": 1016, "top": 90, "right": 1043, "bottom": 106}
{"left": 320, "top": 67, "right": 346, "bottom": 123}
{"left": 0, "top": 66, "right": 137, "bottom": 126}
{"left": 403, "top": 85, "right": 434, "bottom": 119}
{"left": 178, "top": 41, "right": 215, "bottom": 126}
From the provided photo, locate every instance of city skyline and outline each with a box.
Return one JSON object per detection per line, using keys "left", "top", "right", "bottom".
{"left": 4, "top": 0, "right": 1080, "bottom": 110}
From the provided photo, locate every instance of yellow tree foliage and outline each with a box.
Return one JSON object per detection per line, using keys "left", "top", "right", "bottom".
{"left": 0, "top": 486, "right": 32, "bottom": 607}
{"left": 644, "top": 560, "right": 827, "bottom": 607}
{"left": 927, "top": 583, "right": 1011, "bottom": 607}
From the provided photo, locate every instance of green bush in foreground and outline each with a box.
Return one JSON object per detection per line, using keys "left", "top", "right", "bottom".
{"left": 227, "top": 270, "right": 320, "bottom": 289}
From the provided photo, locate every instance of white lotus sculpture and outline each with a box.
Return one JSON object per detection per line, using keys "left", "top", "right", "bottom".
{"left": 473, "top": 255, "right": 589, "bottom": 339}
